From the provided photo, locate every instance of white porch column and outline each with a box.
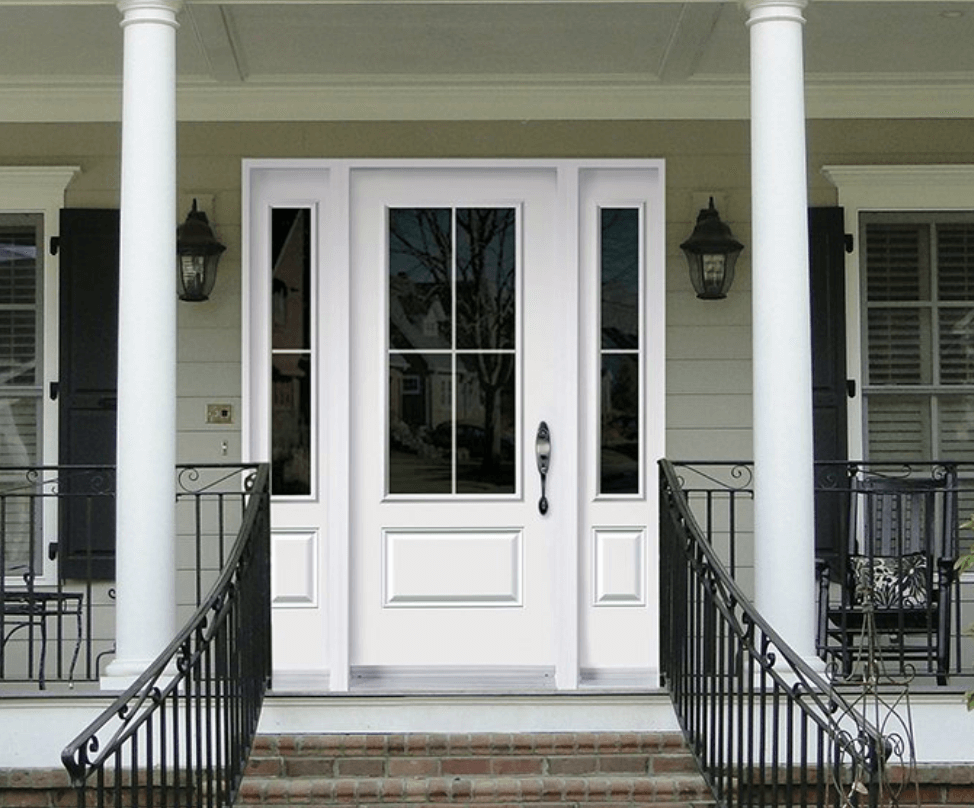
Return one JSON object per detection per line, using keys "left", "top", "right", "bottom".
{"left": 746, "top": 0, "right": 818, "bottom": 662}
{"left": 103, "top": 0, "right": 182, "bottom": 687}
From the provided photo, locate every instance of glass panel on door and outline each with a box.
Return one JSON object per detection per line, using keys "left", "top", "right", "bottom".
{"left": 388, "top": 207, "right": 517, "bottom": 496}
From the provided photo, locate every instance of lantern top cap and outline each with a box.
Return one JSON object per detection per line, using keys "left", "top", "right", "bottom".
{"left": 679, "top": 197, "right": 744, "bottom": 256}
{"left": 177, "top": 198, "right": 226, "bottom": 257}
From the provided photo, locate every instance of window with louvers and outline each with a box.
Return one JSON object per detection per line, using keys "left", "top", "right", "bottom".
{"left": 0, "top": 215, "right": 43, "bottom": 568}
{"left": 864, "top": 213, "right": 974, "bottom": 461}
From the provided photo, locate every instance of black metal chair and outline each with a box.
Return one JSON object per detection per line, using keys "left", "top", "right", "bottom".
{"left": 1, "top": 566, "right": 83, "bottom": 689}
{"left": 817, "top": 467, "right": 958, "bottom": 685}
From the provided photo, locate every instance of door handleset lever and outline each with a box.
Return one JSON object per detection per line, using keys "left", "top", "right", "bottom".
{"left": 535, "top": 421, "right": 551, "bottom": 515}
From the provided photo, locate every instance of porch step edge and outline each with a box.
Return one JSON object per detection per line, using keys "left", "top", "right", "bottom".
{"left": 252, "top": 730, "right": 692, "bottom": 757}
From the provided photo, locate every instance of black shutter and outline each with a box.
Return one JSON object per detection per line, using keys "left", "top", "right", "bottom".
{"left": 58, "top": 209, "right": 119, "bottom": 579}
{"left": 809, "top": 206, "right": 849, "bottom": 563}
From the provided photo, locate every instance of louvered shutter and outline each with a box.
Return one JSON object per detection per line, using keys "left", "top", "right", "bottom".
{"left": 809, "top": 207, "right": 849, "bottom": 564}
{"left": 58, "top": 209, "right": 119, "bottom": 580}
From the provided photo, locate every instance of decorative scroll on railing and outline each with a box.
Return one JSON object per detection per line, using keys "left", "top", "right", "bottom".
{"left": 60, "top": 463, "right": 271, "bottom": 808}
{"left": 660, "top": 460, "right": 892, "bottom": 808}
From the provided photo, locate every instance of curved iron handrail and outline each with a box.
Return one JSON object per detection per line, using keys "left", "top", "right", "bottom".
{"left": 60, "top": 463, "right": 271, "bottom": 808}
{"left": 660, "top": 459, "right": 888, "bottom": 808}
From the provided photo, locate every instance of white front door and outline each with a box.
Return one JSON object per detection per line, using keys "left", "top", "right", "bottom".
{"left": 349, "top": 168, "right": 568, "bottom": 689}
{"left": 244, "top": 160, "right": 665, "bottom": 692}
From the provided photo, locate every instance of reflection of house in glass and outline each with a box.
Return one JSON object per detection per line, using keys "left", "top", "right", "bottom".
{"left": 271, "top": 210, "right": 312, "bottom": 495}
{"left": 387, "top": 211, "right": 517, "bottom": 495}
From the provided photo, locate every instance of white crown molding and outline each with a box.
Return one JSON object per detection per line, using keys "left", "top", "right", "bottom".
{"left": 822, "top": 164, "right": 974, "bottom": 210}
{"left": 0, "top": 166, "right": 81, "bottom": 205}
{"left": 1, "top": 74, "right": 974, "bottom": 123}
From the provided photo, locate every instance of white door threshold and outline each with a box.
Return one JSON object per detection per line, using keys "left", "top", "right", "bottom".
{"left": 257, "top": 690, "right": 680, "bottom": 735}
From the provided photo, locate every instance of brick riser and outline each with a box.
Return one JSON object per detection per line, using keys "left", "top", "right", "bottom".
{"left": 238, "top": 732, "right": 714, "bottom": 807}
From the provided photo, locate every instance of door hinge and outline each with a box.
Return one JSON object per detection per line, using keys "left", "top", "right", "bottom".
{"left": 49, "top": 236, "right": 60, "bottom": 256}
{"left": 844, "top": 233, "right": 854, "bottom": 254}
{"left": 846, "top": 379, "right": 857, "bottom": 398}
{"left": 49, "top": 381, "right": 59, "bottom": 401}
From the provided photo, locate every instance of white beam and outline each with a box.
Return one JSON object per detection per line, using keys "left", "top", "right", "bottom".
{"left": 185, "top": 3, "right": 247, "bottom": 82}
{"left": 657, "top": 2, "right": 723, "bottom": 83}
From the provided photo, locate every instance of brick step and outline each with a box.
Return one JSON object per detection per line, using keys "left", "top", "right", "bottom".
{"left": 239, "top": 732, "right": 712, "bottom": 806}
{"left": 237, "top": 773, "right": 713, "bottom": 805}
{"left": 247, "top": 732, "right": 699, "bottom": 778}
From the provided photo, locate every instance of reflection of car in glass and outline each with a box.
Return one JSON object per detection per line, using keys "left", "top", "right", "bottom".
{"left": 432, "top": 422, "right": 514, "bottom": 460}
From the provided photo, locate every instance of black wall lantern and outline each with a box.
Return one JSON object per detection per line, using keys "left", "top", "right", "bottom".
{"left": 680, "top": 197, "right": 744, "bottom": 300}
{"left": 176, "top": 199, "right": 226, "bottom": 302}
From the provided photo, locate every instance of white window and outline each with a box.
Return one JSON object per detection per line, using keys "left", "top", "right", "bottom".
{"left": 862, "top": 213, "right": 974, "bottom": 461}
{"left": 0, "top": 166, "right": 77, "bottom": 575}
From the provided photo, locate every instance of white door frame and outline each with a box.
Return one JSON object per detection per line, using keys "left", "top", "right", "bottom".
{"left": 243, "top": 159, "right": 666, "bottom": 692}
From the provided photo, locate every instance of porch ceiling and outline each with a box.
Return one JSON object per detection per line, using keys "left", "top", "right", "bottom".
{"left": 1, "top": 0, "right": 973, "bottom": 121}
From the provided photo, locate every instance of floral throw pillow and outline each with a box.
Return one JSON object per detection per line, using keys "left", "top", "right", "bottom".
{"left": 849, "top": 553, "right": 928, "bottom": 609}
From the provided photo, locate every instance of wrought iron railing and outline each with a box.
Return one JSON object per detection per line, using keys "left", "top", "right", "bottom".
{"left": 0, "top": 465, "right": 115, "bottom": 687}
{"left": 60, "top": 463, "right": 271, "bottom": 808}
{"left": 660, "top": 459, "right": 890, "bottom": 808}
{"left": 0, "top": 464, "right": 263, "bottom": 689}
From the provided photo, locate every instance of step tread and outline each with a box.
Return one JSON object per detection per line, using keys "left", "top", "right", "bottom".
{"left": 252, "top": 732, "right": 690, "bottom": 757}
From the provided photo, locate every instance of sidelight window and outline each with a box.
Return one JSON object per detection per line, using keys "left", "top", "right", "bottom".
{"left": 599, "top": 207, "right": 642, "bottom": 495}
{"left": 270, "top": 208, "right": 314, "bottom": 496}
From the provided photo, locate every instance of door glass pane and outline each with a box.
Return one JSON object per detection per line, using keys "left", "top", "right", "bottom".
{"left": 389, "top": 352, "right": 452, "bottom": 495}
{"left": 389, "top": 208, "right": 452, "bottom": 351}
{"left": 271, "top": 208, "right": 313, "bottom": 496}
{"left": 599, "top": 208, "right": 640, "bottom": 495}
{"left": 456, "top": 208, "right": 516, "bottom": 350}
{"left": 388, "top": 207, "right": 518, "bottom": 496}
{"left": 456, "top": 353, "right": 516, "bottom": 494}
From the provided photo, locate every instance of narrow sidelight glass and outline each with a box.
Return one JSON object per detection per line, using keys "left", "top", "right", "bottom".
{"left": 271, "top": 208, "right": 313, "bottom": 496}
{"left": 599, "top": 208, "right": 641, "bottom": 495}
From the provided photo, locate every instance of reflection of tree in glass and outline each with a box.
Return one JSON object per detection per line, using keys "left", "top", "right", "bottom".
{"left": 389, "top": 209, "right": 452, "bottom": 349}
{"left": 458, "top": 209, "right": 516, "bottom": 477}
{"left": 389, "top": 208, "right": 517, "bottom": 480}
{"left": 600, "top": 209, "right": 639, "bottom": 349}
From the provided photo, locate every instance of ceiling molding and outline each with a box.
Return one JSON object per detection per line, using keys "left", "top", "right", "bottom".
{"left": 1, "top": 75, "right": 974, "bottom": 123}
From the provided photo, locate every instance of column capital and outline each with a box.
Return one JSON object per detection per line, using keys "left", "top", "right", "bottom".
{"left": 117, "top": 0, "right": 182, "bottom": 28}
{"left": 743, "top": 0, "right": 807, "bottom": 27}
